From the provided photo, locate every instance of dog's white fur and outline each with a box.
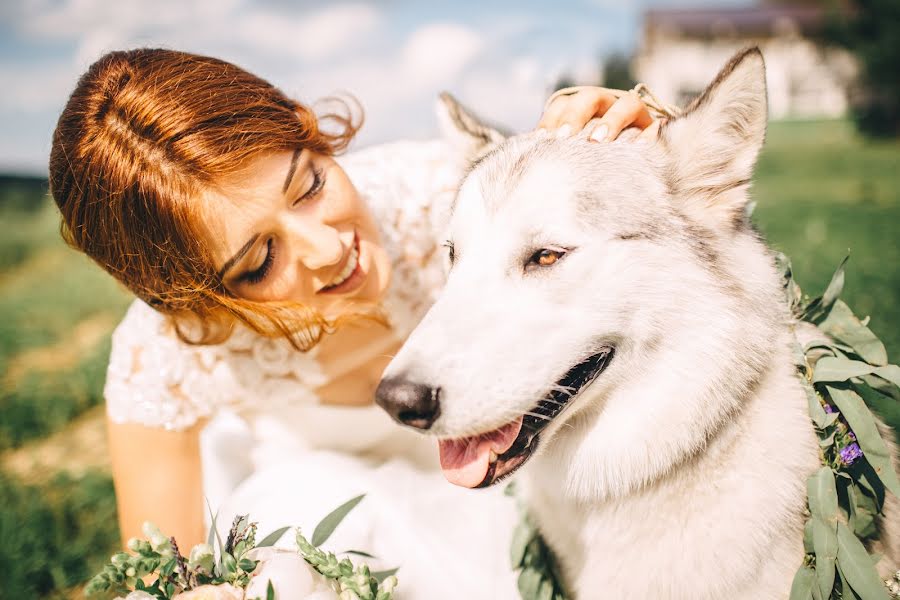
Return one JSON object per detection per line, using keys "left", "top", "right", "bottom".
{"left": 382, "top": 49, "right": 900, "bottom": 598}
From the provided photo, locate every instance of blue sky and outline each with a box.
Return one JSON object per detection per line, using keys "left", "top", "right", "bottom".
{"left": 0, "top": 0, "right": 737, "bottom": 175}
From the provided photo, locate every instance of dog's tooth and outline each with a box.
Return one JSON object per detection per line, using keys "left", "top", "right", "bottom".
{"left": 489, "top": 450, "right": 498, "bottom": 463}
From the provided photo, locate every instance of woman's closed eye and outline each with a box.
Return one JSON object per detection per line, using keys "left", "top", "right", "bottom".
{"left": 242, "top": 237, "right": 276, "bottom": 285}
{"left": 293, "top": 166, "right": 326, "bottom": 207}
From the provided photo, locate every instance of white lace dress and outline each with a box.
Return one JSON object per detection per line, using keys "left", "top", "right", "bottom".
{"left": 104, "top": 140, "right": 519, "bottom": 600}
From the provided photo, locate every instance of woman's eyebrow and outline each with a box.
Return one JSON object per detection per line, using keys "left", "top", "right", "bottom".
{"left": 282, "top": 148, "right": 301, "bottom": 194}
{"left": 218, "top": 233, "right": 260, "bottom": 279}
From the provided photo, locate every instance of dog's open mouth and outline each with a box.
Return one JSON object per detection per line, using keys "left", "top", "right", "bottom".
{"left": 438, "top": 347, "right": 615, "bottom": 488}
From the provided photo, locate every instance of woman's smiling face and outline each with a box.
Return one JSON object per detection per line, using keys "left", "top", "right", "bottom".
{"left": 201, "top": 149, "right": 392, "bottom": 314}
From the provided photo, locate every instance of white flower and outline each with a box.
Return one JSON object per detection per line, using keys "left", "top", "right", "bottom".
{"left": 171, "top": 584, "right": 243, "bottom": 600}
{"left": 118, "top": 592, "right": 156, "bottom": 600}
{"left": 141, "top": 522, "right": 171, "bottom": 554}
{"left": 245, "top": 548, "right": 339, "bottom": 600}
{"left": 188, "top": 543, "right": 215, "bottom": 573}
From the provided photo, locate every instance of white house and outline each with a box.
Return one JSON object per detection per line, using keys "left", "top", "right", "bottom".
{"left": 633, "top": 4, "right": 858, "bottom": 119}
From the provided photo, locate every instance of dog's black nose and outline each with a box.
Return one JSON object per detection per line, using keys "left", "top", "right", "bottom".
{"left": 375, "top": 377, "right": 441, "bottom": 430}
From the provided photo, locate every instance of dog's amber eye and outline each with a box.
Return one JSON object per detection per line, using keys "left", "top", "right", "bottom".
{"left": 532, "top": 249, "right": 564, "bottom": 267}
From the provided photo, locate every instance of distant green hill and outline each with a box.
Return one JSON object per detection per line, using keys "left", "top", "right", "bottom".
{"left": 0, "top": 174, "right": 48, "bottom": 212}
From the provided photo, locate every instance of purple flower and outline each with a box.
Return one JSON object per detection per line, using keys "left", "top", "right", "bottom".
{"left": 823, "top": 404, "right": 836, "bottom": 414}
{"left": 848, "top": 431, "right": 857, "bottom": 441}
{"left": 840, "top": 442, "right": 863, "bottom": 465}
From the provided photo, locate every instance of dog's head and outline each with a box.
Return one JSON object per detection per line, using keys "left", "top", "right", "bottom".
{"left": 377, "top": 49, "right": 778, "bottom": 494}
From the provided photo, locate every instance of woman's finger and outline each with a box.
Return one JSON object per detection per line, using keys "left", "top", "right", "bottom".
{"left": 636, "top": 118, "right": 665, "bottom": 144}
{"left": 586, "top": 92, "right": 654, "bottom": 142}
{"left": 537, "top": 87, "right": 617, "bottom": 132}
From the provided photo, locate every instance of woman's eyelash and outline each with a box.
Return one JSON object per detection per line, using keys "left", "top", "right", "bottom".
{"left": 244, "top": 238, "right": 276, "bottom": 284}
{"left": 294, "top": 167, "right": 325, "bottom": 206}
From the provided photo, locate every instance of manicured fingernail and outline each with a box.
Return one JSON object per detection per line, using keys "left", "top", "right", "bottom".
{"left": 556, "top": 124, "right": 572, "bottom": 137}
{"left": 590, "top": 124, "right": 609, "bottom": 143}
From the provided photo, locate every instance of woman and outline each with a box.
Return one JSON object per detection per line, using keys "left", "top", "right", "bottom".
{"left": 49, "top": 49, "right": 658, "bottom": 598}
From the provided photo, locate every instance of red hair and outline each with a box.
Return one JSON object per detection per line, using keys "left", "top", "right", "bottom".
{"left": 49, "top": 48, "right": 370, "bottom": 350}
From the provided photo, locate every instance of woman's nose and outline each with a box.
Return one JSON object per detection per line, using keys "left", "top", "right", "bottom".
{"left": 286, "top": 219, "right": 344, "bottom": 271}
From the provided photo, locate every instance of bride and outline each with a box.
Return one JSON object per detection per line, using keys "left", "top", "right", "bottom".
{"left": 49, "top": 48, "right": 657, "bottom": 598}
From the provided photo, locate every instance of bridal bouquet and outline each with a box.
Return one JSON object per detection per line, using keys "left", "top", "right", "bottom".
{"left": 85, "top": 496, "right": 397, "bottom": 600}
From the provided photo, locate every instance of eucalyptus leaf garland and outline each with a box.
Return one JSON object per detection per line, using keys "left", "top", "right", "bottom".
{"left": 783, "top": 254, "right": 900, "bottom": 600}
{"left": 510, "top": 255, "right": 900, "bottom": 600}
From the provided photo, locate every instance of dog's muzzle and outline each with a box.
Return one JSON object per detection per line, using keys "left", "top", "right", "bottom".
{"left": 474, "top": 346, "right": 615, "bottom": 488}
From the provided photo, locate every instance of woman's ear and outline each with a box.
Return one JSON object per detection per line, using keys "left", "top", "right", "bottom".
{"left": 436, "top": 92, "right": 508, "bottom": 162}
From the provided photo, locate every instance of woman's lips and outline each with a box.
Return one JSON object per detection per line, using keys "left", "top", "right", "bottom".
{"left": 318, "top": 234, "right": 365, "bottom": 295}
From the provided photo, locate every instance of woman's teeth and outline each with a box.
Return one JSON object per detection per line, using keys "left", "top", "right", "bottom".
{"left": 326, "top": 243, "right": 358, "bottom": 289}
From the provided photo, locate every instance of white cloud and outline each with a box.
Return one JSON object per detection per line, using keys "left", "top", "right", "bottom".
{"left": 1, "top": 2, "right": 623, "bottom": 172}
{"left": 20, "top": 0, "right": 382, "bottom": 64}
{"left": 0, "top": 63, "right": 80, "bottom": 114}
{"left": 401, "top": 23, "right": 484, "bottom": 86}
{"left": 235, "top": 3, "right": 382, "bottom": 61}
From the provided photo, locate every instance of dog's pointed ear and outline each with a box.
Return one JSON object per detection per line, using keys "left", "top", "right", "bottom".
{"left": 660, "top": 47, "right": 767, "bottom": 230}
{"left": 436, "top": 92, "right": 507, "bottom": 162}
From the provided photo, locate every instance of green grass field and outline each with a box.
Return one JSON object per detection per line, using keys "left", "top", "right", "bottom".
{"left": 0, "top": 120, "right": 897, "bottom": 599}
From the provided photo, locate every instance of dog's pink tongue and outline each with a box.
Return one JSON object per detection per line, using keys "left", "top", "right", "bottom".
{"left": 438, "top": 417, "right": 523, "bottom": 488}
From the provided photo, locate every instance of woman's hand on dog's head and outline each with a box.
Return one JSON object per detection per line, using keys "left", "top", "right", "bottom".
{"left": 538, "top": 86, "right": 664, "bottom": 144}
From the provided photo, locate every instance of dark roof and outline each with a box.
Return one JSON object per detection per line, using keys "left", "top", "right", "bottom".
{"left": 644, "top": 5, "right": 828, "bottom": 36}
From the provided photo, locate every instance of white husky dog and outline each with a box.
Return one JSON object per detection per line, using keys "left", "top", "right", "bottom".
{"left": 376, "top": 48, "right": 900, "bottom": 598}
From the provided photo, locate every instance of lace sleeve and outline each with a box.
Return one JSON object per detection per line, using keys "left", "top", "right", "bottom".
{"left": 105, "top": 300, "right": 329, "bottom": 431}
{"left": 104, "top": 300, "right": 217, "bottom": 430}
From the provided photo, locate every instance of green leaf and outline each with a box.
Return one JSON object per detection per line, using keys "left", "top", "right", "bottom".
{"left": 343, "top": 549, "right": 377, "bottom": 559}
{"left": 872, "top": 365, "right": 900, "bottom": 389}
{"left": 518, "top": 567, "right": 544, "bottom": 600}
{"left": 827, "top": 386, "right": 900, "bottom": 497}
{"left": 847, "top": 484, "right": 878, "bottom": 539}
{"left": 238, "top": 558, "right": 257, "bottom": 572}
{"left": 821, "top": 255, "right": 848, "bottom": 315}
{"left": 818, "top": 430, "right": 837, "bottom": 448}
{"left": 852, "top": 458, "right": 887, "bottom": 513}
{"left": 372, "top": 568, "right": 399, "bottom": 583}
{"left": 267, "top": 580, "right": 275, "bottom": 600}
{"left": 257, "top": 526, "right": 290, "bottom": 548}
{"left": 801, "top": 376, "right": 831, "bottom": 430}
{"left": 159, "top": 558, "right": 176, "bottom": 578}
{"left": 206, "top": 499, "right": 225, "bottom": 560}
{"left": 312, "top": 494, "right": 365, "bottom": 547}
{"left": 837, "top": 565, "right": 861, "bottom": 600}
{"left": 813, "top": 357, "right": 877, "bottom": 383}
{"left": 835, "top": 522, "right": 891, "bottom": 599}
{"left": 807, "top": 467, "right": 840, "bottom": 520}
{"left": 818, "top": 301, "right": 887, "bottom": 366}
{"left": 862, "top": 374, "right": 900, "bottom": 402}
{"left": 511, "top": 520, "right": 536, "bottom": 567}
{"left": 789, "top": 566, "right": 816, "bottom": 600}
{"left": 807, "top": 467, "right": 840, "bottom": 597}
{"left": 222, "top": 552, "right": 237, "bottom": 577}
{"left": 803, "top": 520, "right": 814, "bottom": 554}
{"left": 812, "top": 518, "right": 838, "bottom": 597}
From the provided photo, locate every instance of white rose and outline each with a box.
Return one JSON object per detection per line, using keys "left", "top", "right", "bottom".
{"left": 171, "top": 584, "right": 243, "bottom": 600}
{"left": 244, "top": 549, "right": 339, "bottom": 600}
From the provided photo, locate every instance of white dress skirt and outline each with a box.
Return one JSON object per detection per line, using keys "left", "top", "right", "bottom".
{"left": 104, "top": 140, "right": 520, "bottom": 599}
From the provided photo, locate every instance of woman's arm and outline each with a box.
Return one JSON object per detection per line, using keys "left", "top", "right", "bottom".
{"left": 107, "top": 416, "right": 206, "bottom": 549}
